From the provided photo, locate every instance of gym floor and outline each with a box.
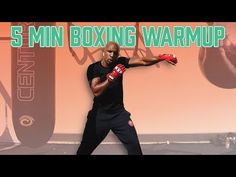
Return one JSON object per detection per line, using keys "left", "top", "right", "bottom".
{"left": 0, "top": 133, "right": 236, "bottom": 155}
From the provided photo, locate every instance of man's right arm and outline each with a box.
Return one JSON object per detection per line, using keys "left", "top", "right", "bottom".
{"left": 90, "top": 77, "right": 110, "bottom": 97}
{"left": 89, "top": 64, "right": 126, "bottom": 97}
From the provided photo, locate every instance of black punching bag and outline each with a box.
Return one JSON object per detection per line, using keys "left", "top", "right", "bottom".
{"left": 11, "top": 22, "right": 55, "bottom": 147}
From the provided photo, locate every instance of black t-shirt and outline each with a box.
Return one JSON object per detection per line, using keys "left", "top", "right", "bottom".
{"left": 87, "top": 57, "right": 130, "bottom": 113}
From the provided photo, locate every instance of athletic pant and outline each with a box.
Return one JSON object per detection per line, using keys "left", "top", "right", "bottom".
{"left": 77, "top": 109, "right": 142, "bottom": 155}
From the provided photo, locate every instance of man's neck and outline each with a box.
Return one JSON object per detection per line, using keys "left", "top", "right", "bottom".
{"left": 101, "top": 59, "right": 109, "bottom": 68}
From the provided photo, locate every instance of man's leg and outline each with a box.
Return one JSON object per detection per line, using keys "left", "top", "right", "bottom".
{"left": 111, "top": 111, "right": 142, "bottom": 155}
{"left": 77, "top": 111, "right": 110, "bottom": 155}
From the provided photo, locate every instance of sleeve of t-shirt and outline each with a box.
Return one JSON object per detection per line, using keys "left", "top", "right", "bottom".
{"left": 87, "top": 64, "right": 100, "bottom": 82}
{"left": 118, "top": 57, "right": 130, "bottom": 68}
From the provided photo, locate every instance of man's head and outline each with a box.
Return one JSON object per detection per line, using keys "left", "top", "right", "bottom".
{"left": 102, "top": 41, "right": 120, "bottom": 67}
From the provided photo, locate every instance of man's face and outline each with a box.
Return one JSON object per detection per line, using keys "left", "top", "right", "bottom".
{"left": 103, "top": 43, "right": 119, "bottom": 66}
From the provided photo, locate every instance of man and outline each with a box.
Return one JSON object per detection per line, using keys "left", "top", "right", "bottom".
{"left": 77, "top": 41, "right": 177, "bottom": 155}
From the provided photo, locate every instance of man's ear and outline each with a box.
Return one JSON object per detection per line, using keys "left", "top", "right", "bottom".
{"left": 102, "top": 48, "right": 105, "bottom": 57}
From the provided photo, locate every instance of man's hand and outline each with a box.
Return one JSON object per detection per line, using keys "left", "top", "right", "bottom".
{"left": 107, "top": 64, "right": 126, "bottom": 82}
{"left": 159, "top": 54, "right": 178, "bottom": 65}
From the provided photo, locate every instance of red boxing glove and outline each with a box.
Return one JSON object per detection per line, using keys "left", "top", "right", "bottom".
{"left": 107, "top": 64, "right": 126, "bottom": 82}
{"left": 159, "top": 54, "right": 178, "bottom": 65}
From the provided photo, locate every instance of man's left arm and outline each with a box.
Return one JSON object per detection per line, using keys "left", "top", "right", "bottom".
{"left": 128, "top": 54, "right": 178, "bottom": 67}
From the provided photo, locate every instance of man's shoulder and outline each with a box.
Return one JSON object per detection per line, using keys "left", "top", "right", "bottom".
{"left": 117, "top": 56, "right": 130, "bottom": 68}
{"left": 118, "top": 56, "right": 129, "bottom": 60}
{"left": 88, "top": 61, "right": 100, "bottom": 67}
{"left": 87, "top": 61, "right": 101, "bottom": 80}
{"left": 87, "top": 61, "right": 100, "bottom": 70}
